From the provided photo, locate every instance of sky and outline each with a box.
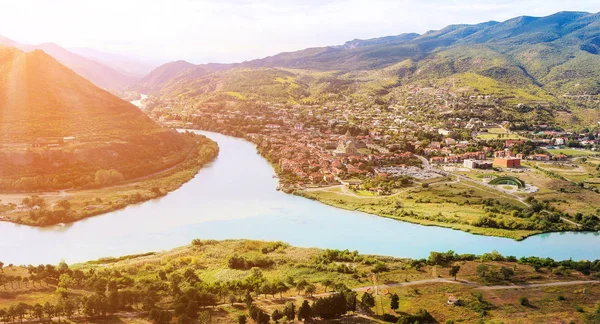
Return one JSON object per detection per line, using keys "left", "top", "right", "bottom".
{"left": 1, "top": 0, "right": 600, "bottom": 65}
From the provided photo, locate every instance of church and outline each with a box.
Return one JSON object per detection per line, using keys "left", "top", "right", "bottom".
{"left": 334, "top": 130, "right": 363, "bottom": 156}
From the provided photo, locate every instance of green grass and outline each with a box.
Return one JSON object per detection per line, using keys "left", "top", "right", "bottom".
{"left": 477, "top": 133, "right": 526, "bottom": 140}
{"left": 224, "top": 91, "right": 247, "bottom": 100}
{"left": 545, "top": 148, "right": 599, "bottom": 157}
{"left": 299, "top": 181, "right": 539, "bottom": 240}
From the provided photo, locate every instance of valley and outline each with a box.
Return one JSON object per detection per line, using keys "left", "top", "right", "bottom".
{"left": 4, "top": 6, "right": 600, "bottom": 324}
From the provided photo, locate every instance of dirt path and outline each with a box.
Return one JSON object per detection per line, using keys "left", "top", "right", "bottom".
{"left": 354, "top": 278, "right": 599, "bottom": 293}
{"left": 560, "top": 217, "right": 582, "bottom": 227}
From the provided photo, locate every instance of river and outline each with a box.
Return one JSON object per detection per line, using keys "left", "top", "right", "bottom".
{"left": 1, "top": 131, "right": 599, "bottom": 265}
{"left": 130, "top": 94, "right": 148, "bottom": 109}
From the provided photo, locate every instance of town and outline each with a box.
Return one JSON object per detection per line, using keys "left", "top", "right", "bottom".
{"left": 143, "top": 85, "right": 595, "bottom": 192}
{"left": 132, "top": 82, "right": 600, "bottom": 240}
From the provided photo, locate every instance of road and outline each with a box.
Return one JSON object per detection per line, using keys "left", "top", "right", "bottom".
{"left": 352, "top": 278, "right": 599, "bottom": 292}
{"left": 414, "top": 154, "right": 430, "bottom": 169}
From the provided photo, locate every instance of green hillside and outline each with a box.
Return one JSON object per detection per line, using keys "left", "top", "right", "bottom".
{"left": 138, "top": 11, "right": 600, "bottom": 127}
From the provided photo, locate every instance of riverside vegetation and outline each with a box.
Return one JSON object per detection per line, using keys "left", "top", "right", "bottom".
{"left": 0, "top": 132, "right": 218, "bottom": 227}
{"left": 2, "top": 240, "right": 600, "bottom": 323}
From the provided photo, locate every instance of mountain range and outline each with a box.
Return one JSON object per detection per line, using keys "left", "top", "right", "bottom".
{"left": 137, "top": 11, "right": 600, "bottom": 108}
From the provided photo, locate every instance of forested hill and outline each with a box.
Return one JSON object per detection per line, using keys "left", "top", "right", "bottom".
{"left": 0, "top": 45, "right": 197, "bottom": 192}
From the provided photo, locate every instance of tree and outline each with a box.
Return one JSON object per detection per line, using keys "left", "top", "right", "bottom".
{"left": 58, "top": 273, "right": 73, "bottom": 293}
{"left": 296, "top": 279, "right": 308, "bottom": 296}
{"left": 298, "top": 300, "right": 312, "bottom": 321}
{"left": 260, "top": 281, "right": 272, "bottom": 299}
{"left": 244, "top": 291, "right": 253, "bottom": 309}
{"left": 501, "top": 266, "right": 515, "bottom": 280}
{"left": 322, "top": 279, "right": 333, "bottom": 292}
{"left": 360, "top": 292, "right": 375, "bottom": 309}
{"left": 257, "top": 311, "right": 270, "bottom": 324}
{"left": 0, "top": 261, "right": 3, "bottom": 272}
{"left": 390, "top": 293, "right": 400, "bottom": 312}
{"left": 15, "top": 303, "right": 28, "bottom": 323}
{"left": 275, "top": 280, "right": 288, "bottom": 299}
{"left": 44, "top": 302, "right": 55, "bottom": 322}
{"left": 228, "top": 294, "right": 236, "bottom": 306}
{"left": 237, "top": 314, "right": 247, "bottom": 324}
{"left": 283, "top": 301, "right": 295, "bottom": 320}
{"left": 33, "top": 304, "right": 44, "bottom": 323}
{"left": 373, "top": 262, "right": 389, "bottom": 273}
{"left": 62, "top": 299, "right": 76, "bottom": 319}
{"left": 305, "top": 284, "right": 316, "bottom": 297}
{"left": 449, "top": 265, "right": 461, "bottom": 280}
{"left": 271, "top": 309, "right": 283, "bottom": 323}
{"left": 476, "top": 264, "right": 489, "bottom": 278}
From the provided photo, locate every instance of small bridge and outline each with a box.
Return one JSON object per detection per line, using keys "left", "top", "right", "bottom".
{"left": 488, "top": 176, "right": 526, "bottom": 188}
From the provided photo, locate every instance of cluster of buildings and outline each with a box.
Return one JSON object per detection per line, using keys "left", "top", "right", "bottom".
{"left": 140, "top": 83, "right": 598, "bottom": 189}
{"left": 268, "top": 130, "right": 416, "bottom": 187}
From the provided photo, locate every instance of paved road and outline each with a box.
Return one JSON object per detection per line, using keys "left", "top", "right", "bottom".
{"left": 414, "top": 154, "right": 430, "bottom": 169}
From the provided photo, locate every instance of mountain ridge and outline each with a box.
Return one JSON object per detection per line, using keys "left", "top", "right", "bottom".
{"left": 136, "top": 10, "right": 600, "bottom": 102}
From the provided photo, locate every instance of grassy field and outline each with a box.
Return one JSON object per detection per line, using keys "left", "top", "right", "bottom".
{"left": 545, "top": 148, "right": 600, "bottom": 157}
{"left": 300, "top": 179, "right": 541, "bottom": 240}
{"left": 302, "top": 161, "right": 600, "bottom": 240}
{"left": 477, "top": 133, "right": 526, "bottom": 140}
{"left": 476, "top": 127, "right": 526, "bottom": 140}
{"left": 1, "top": 240, "right": 600, "bottom": 324}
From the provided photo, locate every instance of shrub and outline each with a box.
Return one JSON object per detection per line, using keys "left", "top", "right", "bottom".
{"left": 396, "top": 308, "right": 434, "bottom": 324}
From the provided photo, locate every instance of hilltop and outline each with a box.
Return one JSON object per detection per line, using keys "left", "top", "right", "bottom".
{"left": 0, "top": 35, "right": 134, "bottom": 89}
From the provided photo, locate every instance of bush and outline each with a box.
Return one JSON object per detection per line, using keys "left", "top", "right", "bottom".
{"left": 373, "top": 262, "right": 389, "bottom": 273}
{"left": 557, "top": 295, "right": 566, "bottom": 301}
{"left": 227, "top": 255, "right": 275, "bottom": 270}
{"left": 380, "top": 314, "right": 399, "bottom": 322}
{"left": 519, "top": 297, "right": 529, "bottom": 306}
{"left": 396, "top": 308, "right": 434, "bottom": 324}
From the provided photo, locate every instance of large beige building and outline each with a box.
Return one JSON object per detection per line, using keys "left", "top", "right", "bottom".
{"left": 334, "top": 130, "right": 360, "bottom": 156}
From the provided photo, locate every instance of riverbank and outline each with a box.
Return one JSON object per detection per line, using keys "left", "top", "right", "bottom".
{"left": 2, "top": 239, "right": 600, "bottom": 324}
{"left": 0, "top": 133, "right": 219, "bottom": 227}
{"left": 179, "top": 127, "right": 583, "bottom": 241}
{"left": 296, "top": 188, "right": 540, "bottom": 241}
